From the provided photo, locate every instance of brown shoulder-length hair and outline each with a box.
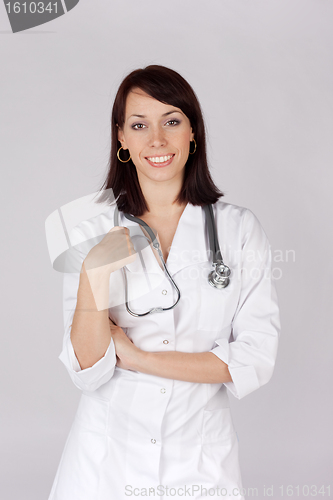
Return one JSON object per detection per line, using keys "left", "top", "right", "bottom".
{"left": 98, "top": 65, "right": 223, "bottom": 215}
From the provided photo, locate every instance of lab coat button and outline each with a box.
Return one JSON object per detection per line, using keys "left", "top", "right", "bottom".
{"left": 163, "top": 339, "right": 169, "bottom": 344}
{"left": 162, "top": 290, "right": 167, "bottom": 295}
{"left": 151, "top": 438, "right": 156, "bottom": 444}
{"left": 160, "top": 388, "right": 166, "bottom": 394}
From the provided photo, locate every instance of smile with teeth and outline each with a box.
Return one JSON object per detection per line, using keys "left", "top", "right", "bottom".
{"left": 146, "top": 154, "right": 174, "bottom": 164}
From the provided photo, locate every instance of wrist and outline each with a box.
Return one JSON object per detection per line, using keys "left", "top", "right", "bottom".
{"left": 79, "top": 262, "right": 112, "bottom": 312}
{"left": 82, "top": 260, "right": 116, "bottom": 277}
{"left": 131, "top": 348, "right": 150, "bottom": 373}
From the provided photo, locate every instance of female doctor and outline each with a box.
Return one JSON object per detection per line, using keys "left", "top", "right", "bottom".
{"left": 48, "top": 65, "right": 280, "bottom": 500}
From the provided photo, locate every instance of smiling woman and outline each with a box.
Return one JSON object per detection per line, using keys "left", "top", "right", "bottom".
{"left": 48, "top": 65, "right": 280, "bottom": 500}
{"left": 118, "top": 89, "right": 194, "bottom": 190}
{"left": 98, "top": 65, "right": 222, "bottom": 216}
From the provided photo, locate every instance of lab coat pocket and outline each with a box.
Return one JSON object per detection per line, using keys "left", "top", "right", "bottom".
{"left": 75, "top": 394, "right": 109, "bottom": 433}
{"left": 201, "top": 408, "right": 235, "bottom": 444}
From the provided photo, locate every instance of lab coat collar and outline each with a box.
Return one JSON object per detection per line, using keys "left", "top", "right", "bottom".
{"left": 120, "top": 203, "right": 210, "bottom": 277}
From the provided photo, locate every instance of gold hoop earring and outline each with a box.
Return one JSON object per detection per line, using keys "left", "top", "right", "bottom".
{"left": 189, "top": 139, "right": 197, "bottom": 155}
{"left": 117, "top": 146, "right": 131, "bottom": 163}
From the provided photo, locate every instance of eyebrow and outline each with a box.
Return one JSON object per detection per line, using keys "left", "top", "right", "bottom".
{"left": 128, "top": 110, "right": 183, "bottom": 119}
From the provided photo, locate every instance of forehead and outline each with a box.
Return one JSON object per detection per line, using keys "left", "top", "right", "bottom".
{"left": 125, "top": 88, "right": 181, "bottom": 116}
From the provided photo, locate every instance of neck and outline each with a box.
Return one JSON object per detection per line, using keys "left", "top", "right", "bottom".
{"left": 138, "top": 174, "right": 186, "bottom": 218}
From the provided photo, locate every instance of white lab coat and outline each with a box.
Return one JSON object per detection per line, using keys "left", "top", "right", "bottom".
{"left": 48, "top": 200, "right": 280, "bottom": 500}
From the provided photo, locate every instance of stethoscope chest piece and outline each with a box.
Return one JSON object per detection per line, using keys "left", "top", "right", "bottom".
{"left": 208, "top": 261, "right": 231, "bottom": 289}
{"left": 202, "top": 204, "right": 231, "bottom": 289}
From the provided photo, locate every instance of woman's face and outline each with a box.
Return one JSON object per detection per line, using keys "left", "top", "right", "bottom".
{"left": 117, "top": 88, "right": 194, "bottom": 186}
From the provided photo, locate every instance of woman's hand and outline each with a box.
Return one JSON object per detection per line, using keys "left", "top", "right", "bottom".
{"left": 108, "top": 318, "right": 232, "bottom": 383}
{"left": 81, "top": 227, "right": 137, "bottom": 311}
{"left": 83, "top": 226, "right": 136, "bottom": 276}
{"left": 109, "top": 318, "right": 142, "bottom": 371}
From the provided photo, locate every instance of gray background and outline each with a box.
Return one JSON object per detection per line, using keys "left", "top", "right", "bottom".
{"left": 1, "top": 1, "right": 332, "bottom": 499}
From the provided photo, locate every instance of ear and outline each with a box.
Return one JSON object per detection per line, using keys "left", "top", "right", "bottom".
{"left": 190, "top": 128, "right": 195, "bottom": 142}
{"left": 117, "top": 126, "right": 128, "bottom": 149}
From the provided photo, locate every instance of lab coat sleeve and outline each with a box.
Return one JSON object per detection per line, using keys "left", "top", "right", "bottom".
{"left": 210, "top": 209, "right": 280, "bottom": 399}
{"left": 58, "top": 227, "right": 117, "bottom": 392}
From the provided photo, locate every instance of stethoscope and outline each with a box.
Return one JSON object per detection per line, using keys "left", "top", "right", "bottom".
{"left": 113, "top": 204, "right": 231, "bottom": 317}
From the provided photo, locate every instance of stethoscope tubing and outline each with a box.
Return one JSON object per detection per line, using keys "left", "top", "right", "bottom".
{"left": 113, "top": 203, "right": 231, "bottom": 316}
{"left": 114, "top": 206, "right": 181, "bottom": 316}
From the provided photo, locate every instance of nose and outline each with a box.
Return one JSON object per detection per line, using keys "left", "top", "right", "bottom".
{"left": 148, "top": 126, "right": 167, "bottom": 148}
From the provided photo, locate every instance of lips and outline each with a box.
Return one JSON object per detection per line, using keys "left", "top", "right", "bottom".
{"left": 145, "top": 154, "right": 175, "bottom": 167}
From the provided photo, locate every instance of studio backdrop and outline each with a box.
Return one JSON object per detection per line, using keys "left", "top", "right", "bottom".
{"left": 0, "top": 1, "right": 332, "bottom": 499}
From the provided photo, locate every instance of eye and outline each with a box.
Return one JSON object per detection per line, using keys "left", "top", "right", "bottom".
{"left": 131, "top": 123, "right": 146, "bottom": 130}
{"left": 166, "top": 119, "right": 180, "bottom": 126}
